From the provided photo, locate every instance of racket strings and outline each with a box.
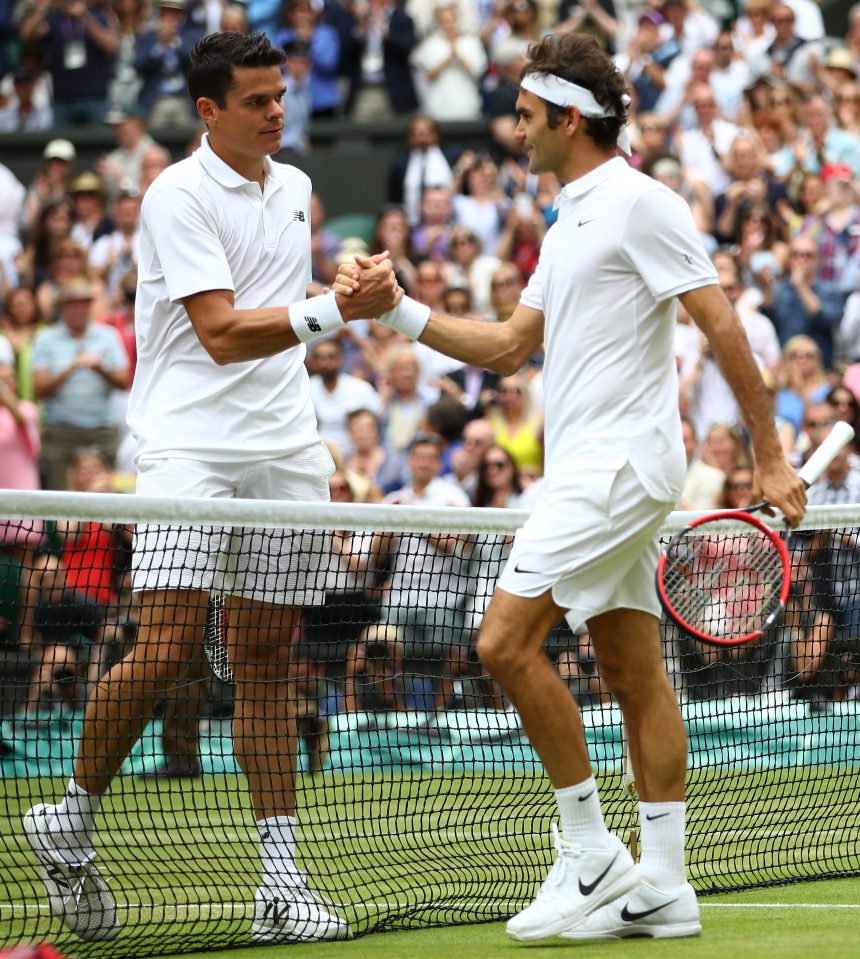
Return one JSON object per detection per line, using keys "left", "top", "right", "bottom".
{"left": 663, "top": 530, "right": 786, "bottom": 640}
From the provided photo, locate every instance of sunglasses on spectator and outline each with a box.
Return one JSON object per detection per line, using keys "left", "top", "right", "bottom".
{"left": 497, "top": 386, "right": 521, "bottom": 395}
{"left": 728, "top": 481, "right": 753, "bottom": 491}
{"left": 790, "top": 249, "right": 816, "bottom": 258}
{"left": 492, "top": 277, "right": 518, "bottom": 288}
{"left": 483, "top": 459, "right": 511, "bottom": 470}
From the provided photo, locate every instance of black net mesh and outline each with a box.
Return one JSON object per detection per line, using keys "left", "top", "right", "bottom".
{"left": 0, "top": 509, "right": 858, "bottom": 956}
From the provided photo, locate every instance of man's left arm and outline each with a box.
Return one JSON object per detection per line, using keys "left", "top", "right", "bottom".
{"left": 680, "top": 283, "right": 807, "bottom": 525}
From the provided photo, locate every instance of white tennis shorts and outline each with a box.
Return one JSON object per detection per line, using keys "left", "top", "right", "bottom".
{"left": 132, "top": 444, "right": 335, "bottom": 605}
{"left": 497, "top": 460, "right": 674, "bottom": 631}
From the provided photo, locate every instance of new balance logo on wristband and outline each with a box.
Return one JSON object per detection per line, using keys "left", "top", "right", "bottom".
{"left": 304, "top": 316, "right": 322, "bottom": 333}
{"left": 293, "top": 210, "right": 305, "bottom": 222}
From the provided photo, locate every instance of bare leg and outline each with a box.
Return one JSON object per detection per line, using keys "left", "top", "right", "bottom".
{"left": 74, "top": 590, "right": 208, "bottom": 794}
{"left": 588, "top": 608, "right": 686, "bottom": 802}
{"left": 226, "top": 597, "right": 301, "bottom": 820}
{"left": 477, "top": 588, "right": 592, "bottom": 787}
{"left": 160, "top": 648, "right": 206, "bottom": 769}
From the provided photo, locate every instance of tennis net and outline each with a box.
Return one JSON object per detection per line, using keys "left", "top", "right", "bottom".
{"left": 0, "top": 490, "right": 858, "bottom": 957}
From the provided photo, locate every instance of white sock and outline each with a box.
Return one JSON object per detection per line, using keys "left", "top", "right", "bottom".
{"left": 554, "top": 777, "right": 612, "bottom": 849}
{"left": 638, "top": 801, "right": 686, "bottom": 890}
{"left": 258, "top": 815, "right": 303, "bottom": 887}
{"left": 48, "top": 778, "right": 101, "bottom": 856}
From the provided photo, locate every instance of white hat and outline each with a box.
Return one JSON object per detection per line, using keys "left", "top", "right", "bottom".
{"left": 43, "top": 138, "right": 76, "bottom": 162}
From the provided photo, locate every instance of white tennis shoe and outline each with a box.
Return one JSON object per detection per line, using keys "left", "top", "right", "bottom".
{"left": 23, "top": 803, "right": 119, "bottom": 942}
{"left": 506, "top": 825, "right": 639, "bottom": 941}
{"left": 251, "top": 881, "right": 349, "bottom": 943}
{"left": 560, "top": 879, "right": 701, "bottom": 940}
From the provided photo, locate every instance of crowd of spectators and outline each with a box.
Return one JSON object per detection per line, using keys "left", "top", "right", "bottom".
{"left": 2, "top": 0, "right": 860, "bottom": 768}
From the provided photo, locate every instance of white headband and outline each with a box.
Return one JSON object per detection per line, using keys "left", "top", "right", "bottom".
{"left": 520, "top": 72, "right": 632, "bottom": 155}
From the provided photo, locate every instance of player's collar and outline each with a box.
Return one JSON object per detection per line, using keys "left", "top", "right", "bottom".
{"left": 556, "top": 155, "right": 628, "bottom": 204}
{"left": 196, "top": 134, "right": 279, "bottom": 191}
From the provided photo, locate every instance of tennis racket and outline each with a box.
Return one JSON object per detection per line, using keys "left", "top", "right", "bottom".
{"left": 202, "top": 592, "right": 234, "bottom": 683}
{"left": 657, "top": 421, "right": 855, "bottom": 647}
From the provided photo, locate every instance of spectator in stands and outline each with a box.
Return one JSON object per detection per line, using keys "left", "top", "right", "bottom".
{"left": 304, "top": 471, "right": 382, "bottom": 701}
{"left": 793, "top": 94, "right": 860, "bottom": 178}
{"left": 0, "top": 66, "right": 53, "bottom": 131}
{"left": 1, "top": 287, "right": 41, "bottom": 402}
{"left": 33, "top": 238, "right": 105, "bottom": 328}
{"left": 410, "top": 1, "right": 486, "bottom": 121}
{"left": 472, "top": 443, "right": 522, "bottom": 508}
{"left": 713, "top": 133, "right": 787, "bottom": 246}
{"left": 380, "top": 344, "right": 431, "bottom": 456}
{"left": 761, "top": 236, "right": 845, "bottom": 369}
{"left": 345, "top": 407, "right": 405, "bottom": 494}
{"left": 630, "top": 111, "right": 671, "bottom": 169}
{"left": 487, "top": 261, "right": 523, "bottom": 322}
{"left": 89, "top": 190, "right": 140, "bottom": 301}
{"left": 99, "top": 109, "right": 158, "bottom": 198}
{"left": 449, "top": 415, "right": 494, "bottom": 499}
{"left": 436, "top": 350, "right": 500, "bottom": 422}
{"left": 495, "top": 193, "right": 545, "bottom": 282}
{"left": 750, "top": 4, "right": 816, "bottom": 97}
{"left": 19, "top": 0, "right": 118, "bottom": 126}
{"left": 485, "top": 36, "right": 529, "bottom": 169}
{"left": 625, "top": 10, "right": 682, "bottom": 115}
{"left": 275, "top": 0, "right": 341, "bottom": 117}
{"left": 344, "top": 0, "right": 418, "bottom": 120}
{"left": 280, "top": 38, "right": 312, "bottom": 154}
{"left": 451, "top": 153, "right": 508, "bottom": 258}
{"left": 734, "top": 203, "right": 789, "bottom": 293}
{"left": 0, "top": 352, "right": 42, "bottom": 650}
{"left": 307, "top": 338, "right": 383, "bottom": 458}
{"left": 555, "top": 0, "right": 618, "bottom": 55}
{"left": 813, "top": 163, "right": 860, "bottom": 292}
{"left": 411, "top": 257, "right": 449, "bottom": 314}
{"left": 342, "top": 622, "right": 405, "bottom": 712}
{"left": 138, "top": 143, "right": 172, "bottom": 195}
{"left": 371, "top": 204, "right": 417, "bottom": 294}
{"left": 833, "top": 79, "right": 860, "bottom": 138}
{"left": 68, "top": 172, "right": 112, "bottom": 252}
{"left": 107, "top": 0, "right": 147, "bottom": 114}
{"left": 716, "top": 464, "right": 755, "bottom": 509}
{"left": 387, "top": 114, "right": 456, "bottom": 228}
{"left": 0, "top": 47, "right": 53, "bottom": 130}
{"left": 489, "top": 372, "right": 542, "bottom": 474}
{"left": 680, "top": 414, "right": 725, "bottom": 508}
{"left": 32, "top": 277, "right": 129, "bottom": 490}
{"left": 135, "top": 0, "right": 196, "bottom": 127}
{"left": 803, "top": 421, "right": 860, "bottom": 703}
{"left": 445, "top": 225, "right": 500, "bottom": 317}
{"left": 825, "top": 385, "right": 860, "bottom": 444}
{"left": 776, "top": 335, "right": 831, "bottom": 436}
{"left": 22, "top": 141, "right": 76, "bottom": 240}
{"left": 376, "top": 433, "right": 470, "bottom": 705}
{"left": 655, "top": 46, "right": 715, "bottom": 133}
{"left": 412, "top": 186, "right": 454, "bottom": 261}
{"left": 677, "top": 82, "right": 738, "bottom": 197}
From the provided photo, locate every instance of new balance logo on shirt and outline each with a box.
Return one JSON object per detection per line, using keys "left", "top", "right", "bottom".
{"left": 305, "top": 316, "right": 322, "bottom": 333}
{"left": 293, "top": 210, "right": 305, "bottom": 222}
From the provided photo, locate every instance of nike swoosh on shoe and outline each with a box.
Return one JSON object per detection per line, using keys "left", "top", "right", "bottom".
{"left": 578, "top": 853, "right": 619, "bottom": 896}
{"left": 620, "top": 898, "right": 678, "bottom": 922}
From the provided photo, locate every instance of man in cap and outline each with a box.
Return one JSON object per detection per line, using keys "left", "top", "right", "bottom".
{"left": 101, "top": 107, "right": 157, "bottom": 196}
{"left": 31, "top": 278, "right": 129, "bottom": 489}
{"left": 23, "top": 139, "right": 77, "bottom": 236}
{"left": 69, "top": 172, "right": 113, "bottom": 250}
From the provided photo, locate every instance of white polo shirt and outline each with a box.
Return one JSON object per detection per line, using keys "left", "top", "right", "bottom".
{"left": 521, "top": 157, "right": 717, "bottom": 503}
{"left": 127, "top": 134, "right": 318, "bottom": 462}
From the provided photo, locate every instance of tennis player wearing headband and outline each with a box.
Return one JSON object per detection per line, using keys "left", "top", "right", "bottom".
{"left": 335, "top": 32, "right": 806, "bottom": 941}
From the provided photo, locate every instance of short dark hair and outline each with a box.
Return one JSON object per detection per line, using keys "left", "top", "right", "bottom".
{"left": 522, "top": 33, "right": 628, "bottom": 150}
{"left": 188, "top": 31, "right": 286, "bottom": 107}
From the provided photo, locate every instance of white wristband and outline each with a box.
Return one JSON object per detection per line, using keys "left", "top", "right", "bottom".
{"left": 289, "top": 293, "right": 345, "bottom": 343}
{"left": 377, "top": 295, "right": 431, "bottom": 341}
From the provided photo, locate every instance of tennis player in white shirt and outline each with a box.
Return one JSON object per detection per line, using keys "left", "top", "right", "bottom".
{"left": 335, "top": 31, "right": 807, "bottom": 943}
{"left": 23, "top": 31, "right": 398, "bottom": 946}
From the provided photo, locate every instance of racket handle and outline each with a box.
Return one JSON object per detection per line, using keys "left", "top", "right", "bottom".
{"left": 798, "top": 421, "right": 855, "bottom": 488}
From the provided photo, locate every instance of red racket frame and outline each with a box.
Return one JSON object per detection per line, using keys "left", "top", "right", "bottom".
{"left": 656, "top": 509, "right": 793, "bottom": 647}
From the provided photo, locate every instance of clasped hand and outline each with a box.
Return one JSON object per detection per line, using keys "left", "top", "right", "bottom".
{"left": 335, "top": 251, "right": 403, "bottom": 320}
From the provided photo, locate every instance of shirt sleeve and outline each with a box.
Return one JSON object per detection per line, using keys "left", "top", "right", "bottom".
{"left": 142, "top": 183, "right": 234, "bottom": 303}
{"left": 621, "top": 185, "right": 718, "bottom": 302}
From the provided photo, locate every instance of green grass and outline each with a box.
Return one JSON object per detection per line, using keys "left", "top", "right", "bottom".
{"left": 1, "top": 770, "right": 858, "bottom": 958}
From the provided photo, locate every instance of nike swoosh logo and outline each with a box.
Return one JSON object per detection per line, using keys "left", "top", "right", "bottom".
{"left": 620, "top": 898, "right": 678, "bottom": 922}
{"left": 645, "top": 812, "right": 670, "bottom": 821}
{"left": 578, "top": 218, "right": 597, "bottom": 227}
{"left": 513, "top": 563, "right": 543, "bottom": 574}
{"left": 578, "top": 789, "right": 595, "bottom": 802}
{"left": 578, "top": 853, "right": 619, "bottom": 896}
